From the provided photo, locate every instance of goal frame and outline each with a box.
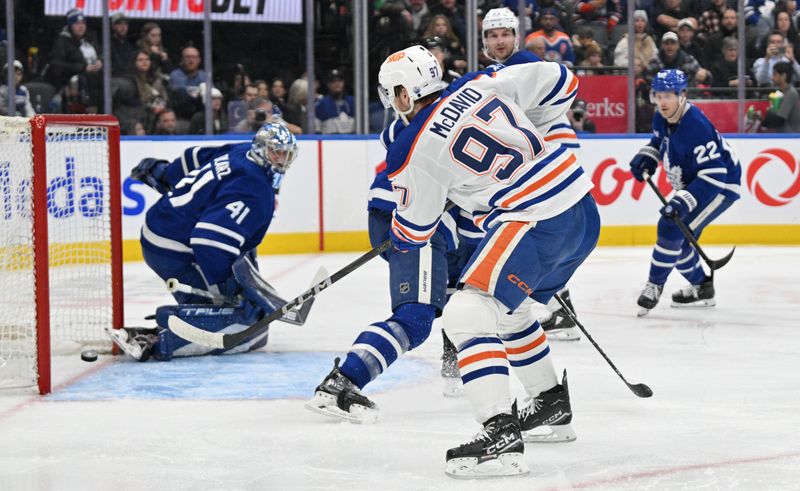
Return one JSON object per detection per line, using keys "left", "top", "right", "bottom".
{"left": 30, "top": 114, "right": 124, "bottom": 394}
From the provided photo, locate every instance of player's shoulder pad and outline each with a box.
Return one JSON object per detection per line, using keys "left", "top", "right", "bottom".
{"left": 385, "top": 101, "right": 441, "bottom": 178}
{"left": 380, "top": 118, "right": 406, "bottom": 150}
{"left": 679, "top": 104, "right": 717, "bottom": 142}
{"left": 505, "top": 50, "right": 542, "bottom": 66}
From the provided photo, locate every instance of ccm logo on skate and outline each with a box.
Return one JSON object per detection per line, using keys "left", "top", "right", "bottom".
{"left": 507, "top": 274, "right": 533, "bottom": 295}
{"left": 180, "top": 307, "right": 236, "bottom": 316}
{"left": 747, "top": 148, "right": 800, "bottom": 206}
{"left": 1, "top": 157, "right": 104, "bottom": 219}
{"left": 486, "top": 434, "right": 518, "bottom": 455}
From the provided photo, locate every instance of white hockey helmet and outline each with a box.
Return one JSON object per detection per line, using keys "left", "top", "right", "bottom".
{"left": 482, "top": 7, "right": 519, "bottom": 57}
{"left": 377, "top": 46, "right": 446, "bottom": 122}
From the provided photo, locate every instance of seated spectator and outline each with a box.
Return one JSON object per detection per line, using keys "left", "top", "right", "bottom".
{"left": 698, "top": 0, "right": 728, "bottom": 43}
{"left": 45, "top": 8, "right": 103, "bottom": 113}
{"left": 567, "top": 99, "right": 596, "bottom": 133}
{"left": 677, "top": 18, "right": 704, "bottom": 63}
{"left": 169, "top": 46, "right": 209, "bottom": 121}
{"left": 422, "top": 14, "right": 464, "bottom": 57}
{"left": 315, "top": 69, "right": 354, "bottom": 134}
{"left": 752, "top": 30, "right": 800, "bottom": 85}
{"left": 614, "top": 10, "right": 658, "bottom": 68}
{"left": 773, "top": 9, "right": 800, "bottom": 60}
{"left": 131, "top": 49, "right": 169, "bottom": 130}
{"left": 573, "top": 0, "right": 622, "bottom": 45}
{"left": 500, "top": 0, "right": 535, "bottom": 33}
{"left": 242, "top": 83, "right": 259, "bottom": 103}
{"left": 762, "top": 61, "right": 800, "bottom": 131}
{"left": 653, "top": 0, "right": 697, "bottom": 41}
{"left": 283, "top": 78, "right": 311, "bottom": 133}
{"left": 233, "top": 97, "right": 302, "bottom": 134}
{"left": 110, "top": 13, "right": 135, "bottom": 76}
{"left": 634, "top": 58, "right": 656, "bottom": 133}
{"left": 703, "top": 8, "right": 759, "bottom": 67}
{"left": 534, "top": 0, "right": 571, "bottom": 32}
{"left": 648, "top": 31, "right": 712, "bottom": 85}
{"left": 572, "top": 27, "right": 597, "bottom": 65}
{"left": 269, "top": 77, "right": 288, "bottom": 114}
{"left": 189, "top": 86, "right": 227, "bottom": 134}
{"left": 527, "top": 36, "right": 547, "bottom": 59}
{"left": 0, "top": 60, "right": 34, "bottom": 117}
{"left": 577, "top": 43, "right": 605, "bottom": 74}
{"left": 421, "top": 36, "right": 465, "bottom": 82}
{"left": 429, "top": 0, "right": 467, "bottom": 44}
{"left": 133, "top": 121, "right": 146, "bottom": 135}
{"left": 253, "top": 79, "right": 268, "bottom": 98}
{"left": 408, "top": 0, "right": 432, "bottom": 37}
{"left": 710, "top": 37, "right": 753, "bottom": 93}
{"left": 137, "top": 22, "right": 172, "bottom": 75}
{"left": 153, "top": 108, "right": 178, "bottom": 135}
{"left": 525, "top": 8, "right": 575, "bottom": 66}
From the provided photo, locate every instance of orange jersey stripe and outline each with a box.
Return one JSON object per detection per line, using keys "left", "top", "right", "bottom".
{"left": 544, "top": 132, "right": 577, "bottom": 142}
{"left": 463, "top": 221, "right": 527, "bottom": 292}
{"left": 500, "top": 153, "right": 577, "bottom": 208}
{"left": 392, "top": 219, "right": 436, "bottom": 243}
{"left": 565, "top": 74, "right": 579, "bottom": 95}
{"left": 458, "top": 350, "right": 507, "bottom": 369}
{"left": 505, "top": 333, "right": 547, "bottom": 355}
{"left": 387, "top": 97, "right": 449, "bottom": 180}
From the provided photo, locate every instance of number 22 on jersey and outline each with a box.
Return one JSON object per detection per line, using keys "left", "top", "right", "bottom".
{"left": 449, "top": 97, "right": 545, "bottom": 183}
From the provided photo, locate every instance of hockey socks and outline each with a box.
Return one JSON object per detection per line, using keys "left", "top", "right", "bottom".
{"left": 456, "top": 336, "right": 513, "bottom": 422}
{"left": 499, "top": 321, "right": 557, "bottom": 397}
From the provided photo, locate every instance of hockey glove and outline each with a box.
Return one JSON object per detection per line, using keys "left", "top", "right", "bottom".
{"left": 660, "top": 190, "right": 697, "bottom": 220}
{"left": 131, "top": 158, "right": 171, "bottom": 194}
{"left": 629, "top": 145, "right": 660, "bottom": 182}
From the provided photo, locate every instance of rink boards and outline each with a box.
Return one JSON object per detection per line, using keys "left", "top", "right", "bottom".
{"left": 116, "top": 134, "right": 800, "bottom": 260}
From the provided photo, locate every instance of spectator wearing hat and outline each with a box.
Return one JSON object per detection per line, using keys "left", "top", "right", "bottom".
{"left": 614, "top": 10, "right": 658, "bottom": 67}
{"left": 762, "top": 61, "right": 800, "bottom": 132}
{"left": 572, "top": 0, "right": 622, "bottom": 45}
{"left": 110, "top": 13, "right": 135, "bottom": 76}
{"left": 648, "top": 31, "right": 712, "bottom": 85}
{"left": 190, "top": 86, "right": 228, "bottom": 134}
{"left": 525, "top": 8, "right": 575, "bottom": 66}
{"left": 46, "top": 8, "right": 103, "bottom": 112}
{"left": 0, "top": 60, "right": 34, "bottom": 117}
{"left": 677, "top": 18, "right": 704, "bottom": 63}
{"left": 710, "top": 37, "right": 753, "bottom": 94}
{"left": 653, "top": 0, "right": 697, "bottom": 41}
{"left": 316, "top": 69, "right": 355, "bottom": 134}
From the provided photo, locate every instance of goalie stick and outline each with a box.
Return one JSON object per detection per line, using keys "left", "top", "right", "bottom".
{"left": 644, "top": 174, "right": 735, "bottom": 272}
{"left": 165, "top": 276, "right": 319, "bottom": 326}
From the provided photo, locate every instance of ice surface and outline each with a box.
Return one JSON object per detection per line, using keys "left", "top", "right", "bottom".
{"left": 1, "top": 247, "right": 799, "bottom": 490}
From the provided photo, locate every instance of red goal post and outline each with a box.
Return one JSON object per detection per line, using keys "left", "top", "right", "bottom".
{"left": 0, "top": 114, "right": 123, "bottom": 395}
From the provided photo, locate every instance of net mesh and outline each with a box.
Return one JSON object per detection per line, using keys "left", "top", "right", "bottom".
{"left": 0, "top": 117, "right": 115, "bottom": 389}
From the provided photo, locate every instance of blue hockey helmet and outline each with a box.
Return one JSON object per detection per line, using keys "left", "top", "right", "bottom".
{"left": 651, "top": 69, "right": 688, "bottom": 95}
{"left": 251, "top": 121, "right": 298, "bottom": 173}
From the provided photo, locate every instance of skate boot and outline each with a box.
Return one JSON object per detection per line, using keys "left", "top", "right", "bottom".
{"left": 671, "top": 276, "right": 716, "bottom": 308}
{"left": 540, "top": 290, "right": 580, "bottom": 341}
{"left": 441, "top": 330, "right": 463, "bottom": 398}
{"left": 637, "top": 281, "right": 664, "bottom": 317}
{"left": 105, "top": 327, "right": 158, "bottom": 361}
{"left": 304, "top": 358, "right": 379, "bottom": 424}
{"left": 518, "top": 370, "right": 577, "bottom": 443}
{"left": 445, "top": 404, "right": 529, "bottom": 479}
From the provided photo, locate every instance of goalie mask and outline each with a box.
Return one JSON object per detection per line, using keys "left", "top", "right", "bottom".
{"left": 250, "top": 122, "right": 298, "bottom": 174}
{"left": 377, "top": 46, "right": 446, "bottom": 124}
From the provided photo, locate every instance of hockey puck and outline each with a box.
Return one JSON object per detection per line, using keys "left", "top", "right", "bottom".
{"left": 81, "top": 350, "right": 98, "bottom": 362}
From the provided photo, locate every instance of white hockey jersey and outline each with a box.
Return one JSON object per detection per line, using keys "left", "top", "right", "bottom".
{"left": 386, "top": 62, "right": 593, "bottom": 249}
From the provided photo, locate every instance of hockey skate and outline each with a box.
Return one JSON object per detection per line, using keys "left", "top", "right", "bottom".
{"left": 636, "top": 282, "right": 664, "bottom": 317}
{"left": 671, "top": 276, "right": 716, "bottom": 308}
{"left": 518, "top": 370, "right": 577, "bottom": 443}
{"left": 540, "top": 290, "right": 580, "bottom": 341}
{"left": 304, "top": 358, "right": 379, "bottom": 424}
{"left": 105, "top": 327, "right": 158, "bottom": 361}
{"left": 445, "top": 406, "right": 529, "bottom": 479}
{"left": 441, "top": 330, "right": 463, "bottom": 398}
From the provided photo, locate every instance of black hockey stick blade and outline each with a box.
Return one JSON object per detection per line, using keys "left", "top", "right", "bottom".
{"left": 276, "top": 266, "right": 329, "bottom": 326}
{"left": 554, "top": 294, "right": 653, "bottom": 398}
{"left": 707, "top": 245, "right": 735, "bottom": 270}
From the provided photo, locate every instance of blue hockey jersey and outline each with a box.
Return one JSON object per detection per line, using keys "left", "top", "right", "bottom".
{"left": 142, "top": 143, "right": 277, "bottom": 286}
{"left": 648, "top": 103, "right": 742, "bottom": 208}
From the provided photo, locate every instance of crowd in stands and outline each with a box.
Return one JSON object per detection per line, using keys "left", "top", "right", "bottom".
{"left": 2, "top": 0, "right": 799, "bottom": 133}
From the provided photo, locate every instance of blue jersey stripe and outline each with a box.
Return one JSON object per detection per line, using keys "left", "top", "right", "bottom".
{"left": 539, "top": 64, "right": 567, "bottom": 105}
{"left": 552, "top": 90, "right": 578, "bottom": 106}
{"left": 488, "top": 146, "right": 568, "bottom": 207}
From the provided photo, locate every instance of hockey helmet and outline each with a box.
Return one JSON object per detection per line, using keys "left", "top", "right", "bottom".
{"left": 251, "top": 121, "right": 298, "bottom": 174}
{"left": 377, "top": 46, "right": 446, "bottom": 122}
{"left": 482, "top": 7, "right": 519, "bottom": 56}
{"left": 651, "top": 69, "right": 688, "bottom": 96}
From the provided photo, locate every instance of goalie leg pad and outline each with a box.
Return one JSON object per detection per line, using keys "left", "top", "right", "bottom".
{"left": 153, "top": 302, "right": 267, "bottom": 360}
{"left": 231, "top": 254, "right": 284, "bottom": 314}
{"left": 141, "top": 242, "right": 217, "bottom": 305}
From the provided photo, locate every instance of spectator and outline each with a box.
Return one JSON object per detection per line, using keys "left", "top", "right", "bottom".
{"left": 577, "top": 42, "right": 605, "bottom": 73}
{"left": 773, "top": 9, "right": 800, "bottom": 60}
{"left": 110, "top": 13, "right": 135, "bottom": 76}
{"left": 703, "top": 8, "right": 758, "bottom": 66}
{"left": 614, "top": 10, "right": 658, "bottom": 67}
{"left": 422, "top": 14, "right": 464, "bottom": 56}
{"left": 316, "top": 69, "right": 354, "bottom": 134}
{"left": 752, "top": 30, "right": 800, "bottom": 85}
{"left": 572, "top": 27, "right": 597, "bottom": 65}
{"left": 133, "top": 121, "right": 146, "bottom": 135}
{"left": 45, "top": 8, "right": 103, "bottom": 113}
{"left": 762, "top": 61, "right": 800, "bottom": 131}
{"left": 407, "top": 0, "right": 433, "bottom": 36}
{"left": 536, "top": 0, "right": 572, "bottom": 33}
{"left": 710, "top": 37, "right": 753, "bottom": 94}
{"left": 525, "top": 8, "right": 575, "bottom": 66}
{"left": 243, "top": 84, "right": 259, "bottom": 103}
{"left": 698, "top": 0, "right": 727, "bottom": 42}
{"left": 634, "top": 58, "right": 656, "bottom": 132}
{"left": 190, "top": 86, "right": 227, "bottom": 134}
{"left": 153, "top": 108, "right": 178, "bottom": 135}
{"left": 677, "top": 18, "right": 704, "bottom": 63}
{"left": 421, "top": 36, "right": 463, "bottom": 82}
{"left": 429, "top": 0, "right": 467, "bottom": 44}
{"left": 653, "top": 0, "right": 697, "bottom": 41}
{"left": 269, "top": 78, "right": 288, "bottom": 114}
{"left": 0, "top": 60, "right": 34, "bottom": 117}
{"left": 573, "top": 0, "right": 622, "bottom": 45}
{"left": 169, "top": 46, "right": 209, "bottom": 121}
{"left": 137, "top": 22, "right": 172, "bottom": 75}
{"left": 501, "top": 0, "right": 535, "bottom": 33}
{"left": 648, "top": 31, "right": 712, "bottom": 85}
{"left": 283, "top": 78, "right": 311, "bottom": 133}
{"left": 131, "top": 49, "right": 168, "bottom": 130}
{"left": 568, "top": 99, "right": 596, "bottom": 133}
{"left": 233, "top": 97, "right": 300, "bottom": 134}
{"left": 527, "top": 36, "right": 547, "bottom": 58}
{"left": 254, "top": 79, "right": 269, "bottom": 99}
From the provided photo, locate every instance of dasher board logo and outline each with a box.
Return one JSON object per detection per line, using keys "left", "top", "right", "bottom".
{"left": 747, "top": 148, "right": 800, "bottom": 206}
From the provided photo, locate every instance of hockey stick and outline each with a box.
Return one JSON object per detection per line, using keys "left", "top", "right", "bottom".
{"left": 644, "top": 174, "right": 735, "bottom": 271}
{"left": 554, "top": 293, "right": 653, "bottom": 398}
